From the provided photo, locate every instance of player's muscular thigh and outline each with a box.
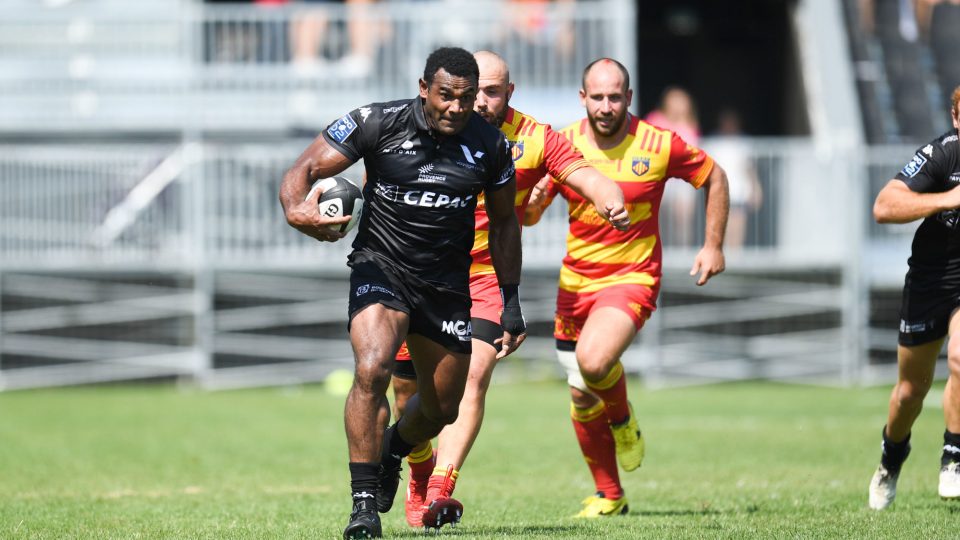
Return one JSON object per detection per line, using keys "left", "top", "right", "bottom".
{"left": 576, "top": 307, "right": 637, "bottom": 380}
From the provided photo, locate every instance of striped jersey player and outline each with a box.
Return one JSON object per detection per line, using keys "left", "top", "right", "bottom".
{"left": 550, "top": 113, "right": 716, "bottom": 339}
{"left": 526, "top": 57, "right": 729, "bottom": 518}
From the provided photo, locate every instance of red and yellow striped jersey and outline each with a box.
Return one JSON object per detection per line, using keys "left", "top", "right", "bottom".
{"left": 550, "top": 114, "right": 714, "bottom": 292}
{"left": 470, "top": 107, "right": 588, "bottom": 276}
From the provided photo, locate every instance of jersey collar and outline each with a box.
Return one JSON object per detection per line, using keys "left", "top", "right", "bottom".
{"left": 411, "top": 96, "right": 431, "bottom": 133}
{"left": 502, "top": 106, "right": 516, "bottom": 127}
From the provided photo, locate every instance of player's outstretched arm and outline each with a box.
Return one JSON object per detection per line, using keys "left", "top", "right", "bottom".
{"left": 563, "top": 167, "right": 629, "bottom": 230}
{"left": 279, "top": 136, "right": 354, "bottom": 242}
{"left": 691, "top": 163, "right": 729, "bottom": 286}
{"left": 523, "top": 175, "right": 554, "bottom": 226}
{"left": 874, "top": 179, "right": 960, "bottom": 224}
{"left": 486, "top": 179, "right": 527, "bottom": 359}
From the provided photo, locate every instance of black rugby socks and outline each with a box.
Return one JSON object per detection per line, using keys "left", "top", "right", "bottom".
{"left": 349, "top": 462, "right": 379, "bottom": 503}
{"left": 942, "top": 430, "right": 960, "bottom": 467}
{"left": 381, "top": 423, "right": 416, "bottom": 469}
{"left": 880, "top": 426, "right": 911, "bottom": 474}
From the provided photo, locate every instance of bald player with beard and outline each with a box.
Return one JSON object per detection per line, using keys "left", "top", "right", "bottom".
{"left": 390, "top": 50, "right": 631, "bottom": 530}
{"left": 526, "top": 58, "right": 729, "bottom": 517}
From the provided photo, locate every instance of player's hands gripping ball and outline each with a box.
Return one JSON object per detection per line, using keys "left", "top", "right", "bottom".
{"left": 296, "top": 176, "right": 363, "bottom": 242}
{"left": 308, "top": 176, "right": 364, "bottom": 233}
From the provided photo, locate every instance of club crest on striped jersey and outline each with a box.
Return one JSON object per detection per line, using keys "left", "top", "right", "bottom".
{"left": 632, "top": 157, "right": 650, "bottom": 176}
{"left": 510, "top": 140, "right": 524, "bottom": 161}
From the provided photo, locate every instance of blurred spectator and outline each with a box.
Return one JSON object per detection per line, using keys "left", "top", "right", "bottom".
{"left": 290, "top": 0, "right": 381, "bottom": 77}
{"left": 204, "top": 0, "right": 289, "bottom": 64}
{"left": 290, "top": 0, "right": 334, "bottom": 74}
{"left": 857, "top": 0, "right": 877, "bottom": 34}
{"left": 703, "top": 108, "right": 762, "bottom": 250}
{"left": 341, "top": 0, "right": 382, "bottom": 77}
{"left": 859, "top": 0, "right": 934, "bottom": 139}
{"left": 645, "top": 86, "right": 701, "bottom": 247}
{"left": 205, "top": 0, "right": 258, "bottom": 63}
{"left": 255, "top": 0, "right": 291, "bottom": 63}
{"left": 918, "top": 0, "right": 960, "bottom": 112}
{"left": 498, "top": 0, "right": 575, "bottom": 73}
{"left": 507, "top": 0, "right": 575, "bottom": 58}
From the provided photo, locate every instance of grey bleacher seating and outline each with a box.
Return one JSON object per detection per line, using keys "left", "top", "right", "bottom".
{"left": 929, "top": 2, "right": 960, "bottom": 112}
{"left": 873, "top": 0, "right": 934, "bottom": 140}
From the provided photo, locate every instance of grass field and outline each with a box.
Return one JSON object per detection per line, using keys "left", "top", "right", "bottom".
{"left": 2, "top": 379, "right": 958, "bottom": 539}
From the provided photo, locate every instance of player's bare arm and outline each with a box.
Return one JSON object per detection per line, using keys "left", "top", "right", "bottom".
{"left": 523, "top": 176, "right": 553, "bottom": 226}
{"left": 874, "top": 179, "right": 960, "bottom": 224}
{"left": 691, "top": 163, "right": 729, "bottom": 286}
{"left": 485, "top": 178, "right": 527, "bottom": 358}
{"left": 563, "top": 167, "right": 630, "bottom": 230}
{"left": 279, "top": 135, "right": 354, "bottom": 242}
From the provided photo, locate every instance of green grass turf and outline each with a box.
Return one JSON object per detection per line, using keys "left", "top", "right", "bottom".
{"left": 1, "top": 380, "right": 958, "bottom": 539}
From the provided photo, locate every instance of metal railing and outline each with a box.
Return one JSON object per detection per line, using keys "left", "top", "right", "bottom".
{"left": 0, "top": 137, "right": 910, "bottom": 267}
{"left": 0, "top": 138, "right": 928, "bottom": 389}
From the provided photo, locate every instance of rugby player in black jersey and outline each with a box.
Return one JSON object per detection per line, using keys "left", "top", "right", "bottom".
{"left": 869, "top": 85, "right": 960, "bottom": 510}
{"left": 279, "top": 47, "right": 526, "bottom": 538}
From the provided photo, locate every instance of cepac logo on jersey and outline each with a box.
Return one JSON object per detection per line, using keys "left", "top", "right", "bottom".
{"left": 631, "top": 157, "right": 650, "bottom": 176}
{"left": 901, "top": 153, "right": 927, "bottom": 178}
{"left": 441, "top": 319, "right": 472, "bottom": 341}
{"left": 510, "top": 140, "right": 524, "bottom": 161}
{"left": 402, "top": 190, "right": 473, "bottom": 208}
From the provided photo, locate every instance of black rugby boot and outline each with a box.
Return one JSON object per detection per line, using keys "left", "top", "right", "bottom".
{"left": 343, "top": 495, "right": 381, "bottom": 539}
{"left": 377, "top": 423, "right": 413, "bottom": 513}
{"left": 376, "top": 459, "right": 403, "bottom": 513}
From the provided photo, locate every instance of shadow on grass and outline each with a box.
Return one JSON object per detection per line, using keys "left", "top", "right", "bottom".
{"left": 391, "top": 524, "right": 588, "bottom": 538}
{"left": 387, "top": 508, "right": 731, "bottom": 538}
{"left": 631, "top": 508, "right": 725, "bottom": 517}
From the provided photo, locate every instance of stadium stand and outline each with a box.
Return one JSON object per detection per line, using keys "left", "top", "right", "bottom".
{"left": 843, "top": 0, "right": 959, "bottom": 143}
{"left": 0, "top": 0, "right": 946, "bottom": 390}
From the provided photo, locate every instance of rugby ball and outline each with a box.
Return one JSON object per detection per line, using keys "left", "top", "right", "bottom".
{"left": 306, "top": 176, "right": 364, "bottom": 233}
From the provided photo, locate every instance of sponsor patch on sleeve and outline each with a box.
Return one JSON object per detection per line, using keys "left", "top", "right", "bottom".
{"left": 901, "top": 153, "right": 927, "bottom": 178}
{"left": 496, "top": 162, "right": 516, "bottom": 185}
{"left": 327, "top": 114, "right": 358, "bottom": 144}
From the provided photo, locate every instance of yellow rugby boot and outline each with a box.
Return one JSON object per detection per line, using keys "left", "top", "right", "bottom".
{"left": 575, "top": 492, "right": 629, "bottom": 518}
{"left": 610, "top": 402, "right": 645, "bottom": 471}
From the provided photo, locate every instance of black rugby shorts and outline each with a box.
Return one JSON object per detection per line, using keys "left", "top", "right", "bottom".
{"left": 898, "top": 278, "right": 960, "bottom": 346}
{"left": 348, "top": 257, "right": 473, "bottom": 355}
{"left": 392, "top": 358, "right": 418, "bottom": 380}
{"left": 470, "top": 317, "right": 502, "bottom": 350}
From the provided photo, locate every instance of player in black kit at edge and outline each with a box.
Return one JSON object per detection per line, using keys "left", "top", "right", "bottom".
{"left": 279, "top": 47, "right": 529, "bottom": 538}
{"left": 869, "top": 85, "right": 960, "bottom": 510}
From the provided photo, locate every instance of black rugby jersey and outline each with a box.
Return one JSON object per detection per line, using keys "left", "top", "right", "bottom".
{"left": 322, "top": 96, "right": 515, "bottom": 289}
{"left": 895, "top": 129, "right": 960, "bottom": 288}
